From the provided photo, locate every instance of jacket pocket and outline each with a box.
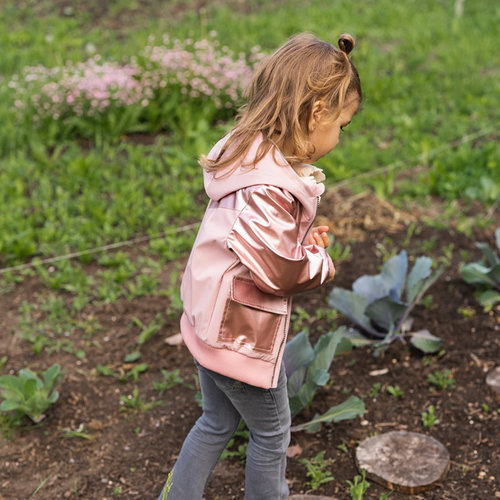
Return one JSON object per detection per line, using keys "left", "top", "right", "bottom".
{"left": 218, "top": 277, "right": 287, "bottom": 355}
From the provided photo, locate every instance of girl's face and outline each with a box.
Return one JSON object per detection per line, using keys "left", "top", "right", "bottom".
{"left": 307, "top": 96, "right": 360, "bottom": 163}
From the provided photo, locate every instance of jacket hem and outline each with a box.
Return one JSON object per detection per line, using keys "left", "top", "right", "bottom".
{"left": 181, "top": 314, "right": 279, "bottom": 389}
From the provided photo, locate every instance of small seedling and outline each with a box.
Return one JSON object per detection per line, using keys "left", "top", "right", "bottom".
{"left": 119, "top": 387, "right": 161, "bottom": 413}
{"left": 457, "top": 306, "right": 475, "bottom": 319}
{"left": 133, "top": 315, "right": 163, "bottom": 346}
{"left": 337, "top": 440, "right": 349, "bottom": 454}
{"left": 152, "top": 369, "right": 184, "bottom": 395}
{"left": 421, "top": 405, "right": 440, "bottom": 428}
{"left": 369, "top": 382, "right": 382, "bottom": 398}
{"left": 0, "top": 364, "right": 63, "bottom": 423}
{"left": 347, "top": 469, "right": 370, "bottom": 499}
{"left": 221, "top": 422, "right": 249, "bottom": 463}
{"left": 386, "top": 385, "right": 404, "bottom": 398}
{"left": 61, "top": 424, "right": 93, "bottom": 440}
{"left": 299, "top": 451, "right": 335, "bottom": 490}
{"left": 427, "top": 369, "right": 456, "bottom": 391}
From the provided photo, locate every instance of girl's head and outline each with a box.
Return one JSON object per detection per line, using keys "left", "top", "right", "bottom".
{"left": 204, "top": 33, "right": 361, "bottom": 171}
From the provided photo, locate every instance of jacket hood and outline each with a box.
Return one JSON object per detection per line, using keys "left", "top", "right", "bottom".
{"left": 203, "top": 133, "right": 325, "bottom": 210}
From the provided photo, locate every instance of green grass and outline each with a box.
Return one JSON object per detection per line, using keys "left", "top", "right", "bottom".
{"left": 0, "top": 0, "right": 499, "bottom": 270}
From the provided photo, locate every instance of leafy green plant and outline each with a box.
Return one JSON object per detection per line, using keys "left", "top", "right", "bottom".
{"left": 220, "top": 421, "right": 249, "bottom": 462}
{"left": 348, "top": 469, "right": 370, "bottom": 499}
{"left": 369, "top": 382, "right": 382, "bottom": 398}
{"left": 386, "top": 385, "right": 404, "bottom": 398}
{"left": 299, "top": 451, "right": 334, "bottom": 490}
{"left": 152, "top": 369, "right": 184, "bottom": 395}
{"left": 421, "top": 405, "right": 440, "bottom": 428}
{"left": 133, "top": 315, "right": 163, "bottom": 346}
{"left": 329, "top": 250, "right": 444, "bottom": 353}
{"left": 0, "top": 364, "right": 63, "bottom": 423}
{"left": 284, "top": 328, "right": 365, "bottom": 431}
{"left": 427, "top": 369, "right": 456, "bottom": 391}
{"left": 461, "top": 228, "right": 500, "bottom": 311}
{"left": 119, "top": 386, "right": 161, "bottom": 412}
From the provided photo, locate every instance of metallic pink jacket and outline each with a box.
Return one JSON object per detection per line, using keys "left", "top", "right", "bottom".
{"left": 180, "top": 133, "right": 335, "bottom": 388}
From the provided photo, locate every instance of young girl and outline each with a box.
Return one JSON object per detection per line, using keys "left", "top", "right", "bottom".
{"left": 159, "top": 32, "right": 362, "bottom": 500}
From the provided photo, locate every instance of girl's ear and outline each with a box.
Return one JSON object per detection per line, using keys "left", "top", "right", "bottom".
{"left": 308, "top": 100, "right": 327, "bottom": 132}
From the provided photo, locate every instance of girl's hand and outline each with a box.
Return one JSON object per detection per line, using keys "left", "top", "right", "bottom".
{"left": 307, "top": 225, "right": 330, "bottom": 248}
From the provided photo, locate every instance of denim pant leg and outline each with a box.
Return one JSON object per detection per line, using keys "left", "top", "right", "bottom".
{"left": 234, "top": 365, "right": 291, "bottom": 500}
{"left": 158, "top": 362, "right": 242, "bottom": 500}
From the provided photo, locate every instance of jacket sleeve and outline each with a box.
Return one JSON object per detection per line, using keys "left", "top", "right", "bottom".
{"left": 226, "top": 185, "right": 335, "bottom": 296}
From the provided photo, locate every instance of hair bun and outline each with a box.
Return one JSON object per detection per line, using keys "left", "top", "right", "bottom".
{"left": 338, "top": 33, "right": 355, "bottom": 55}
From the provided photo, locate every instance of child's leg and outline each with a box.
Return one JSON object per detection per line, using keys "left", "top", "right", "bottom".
{"left": 235, "top": 365, "right": 290, "bottom": 500}
{"left": 158, "top": 362, "right": 241, "bottom": 500}
{"left": 200, "top": 363, "right": 290, "bottom": 500}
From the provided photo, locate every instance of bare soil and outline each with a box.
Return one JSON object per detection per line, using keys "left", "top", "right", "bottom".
{"left": 0, "top": 189, "right": 499, "bottom": 500}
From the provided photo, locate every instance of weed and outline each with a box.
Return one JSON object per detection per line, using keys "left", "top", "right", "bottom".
{"left": 347, "top": 469, "right": 370, "bottom": 499}
{"left": 61, "top": 424, "right": 94, "bottom": 440}
{"left": 221, "top": 422, "right": 249, "bottom": 463}
{"left": 369, "top": 382, "right": 382, "bottom": 398}
{"left": 152, "top": 369, "right": 184, "bottom": 395}
{"left": 457, "top": 306, "right": 475, "bottom": 319}
{"left": 119, "top": 386, "right": 162, "bottom": 413}
{"left": 299, "top": 451, "right": 335, "bottom": 491}
{"left": 427, "top": 369, "right": 456, "bottom": 391}
{"left": 133, "top": 315, "right": 163, "bottom": 346}
{"left": 421, "top": 405, "right": 440, "bottom": 428}
{"left": 386, "top": 385, "right": 404, "bottom": 398}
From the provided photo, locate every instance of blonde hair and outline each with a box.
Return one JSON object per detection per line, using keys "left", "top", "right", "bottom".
{"left": 202, "top": 33, "right": 362, "bottom": 172}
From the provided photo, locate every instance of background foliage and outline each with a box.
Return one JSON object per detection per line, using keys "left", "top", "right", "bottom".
{"left": 0, "top": 0, "right": 499, "bottom": 268}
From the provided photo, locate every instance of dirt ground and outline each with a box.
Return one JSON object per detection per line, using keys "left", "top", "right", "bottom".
{"left": 0, "top": 188, "right": 499, "bottom": 500}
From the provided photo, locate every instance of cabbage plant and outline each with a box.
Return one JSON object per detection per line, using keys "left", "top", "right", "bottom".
{"left": 461, "top": 228, "right": 500, "bottom": 311}
{"left": 328, "top": 250, "right": 444, "bottom": 353}
{"left": 284, "top": 327, "right": 365, "bottom": 432}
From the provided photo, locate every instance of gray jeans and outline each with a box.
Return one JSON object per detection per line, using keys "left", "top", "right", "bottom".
{"left": 158, "top": 360, "right": 291, "bottom": 500}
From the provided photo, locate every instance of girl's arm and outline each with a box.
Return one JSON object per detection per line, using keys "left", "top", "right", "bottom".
{"left": 226, "top": 186, "right": 335, "bottom": 296}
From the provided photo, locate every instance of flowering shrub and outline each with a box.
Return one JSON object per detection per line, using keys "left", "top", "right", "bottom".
{"left": 9, "top": 35, "right": 266, "bottom": 142}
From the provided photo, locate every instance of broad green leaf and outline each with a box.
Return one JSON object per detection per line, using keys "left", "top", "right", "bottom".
{"left": 284, "top": 331, "right": 314, "bottom": 380}
{"left": 290, "top": 396, "right": 365, "bottom": 432}
{"left": 311, "top": 368, "right": 330, "bottom": 386}
{"left": 462, "top": 262, "right": 496, "bottom": 286}
{"left": 43, "top": 364, "right": 61, "bottom": 390}
{"left": 0, "top": 374, "right": 25, "bottom": 392}
{"left": 23, "top": 378, "right": 38, "bottom": 400}
{"left": 409, "top": 330, "right": 442, "bottom": 353}
{"left": 488, "top": 264, "right": 500, "bottom": 286}
{"left": 353, "top": 251, "right": 407, "bottom": 303}
{"left": 0, "top": 399, "right": 23, "bottom": 412}
{"left": 328, "top": 288, "right": 378, "bottom": 336}
{"left": 476, "top": 242, "right": 500, "bottom": 267}
{"left": 49, "top": 390, "right": 60, "bottom": 404}
{"left": 340, "top": 329, "right": 375, "bottom": 347}
{"left": 365, "top": 297, "right": 407, "bottom": 333}
{"left": 287, "top": 368, "right": 308, "bottom": 399}
{"left": 478, "top": 289, "right": 500, "bottom": 312}
{"left": 406, "top": 256, "right": 432, "bottom": 303}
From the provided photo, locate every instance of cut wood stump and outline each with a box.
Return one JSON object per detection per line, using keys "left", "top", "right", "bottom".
{"left": 355, "top": 431, "right": 450, "bottom": 494}
{"left": 486, "top": 366, "right": 500, "bottom": 396}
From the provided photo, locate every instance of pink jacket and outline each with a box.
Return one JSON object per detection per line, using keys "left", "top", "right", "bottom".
{"left": 180, "top": 133, "right": 334, "bottom": 388}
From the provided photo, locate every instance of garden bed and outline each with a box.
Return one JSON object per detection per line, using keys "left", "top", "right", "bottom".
{"left": 0, "top": 190, "right": 499, "bottom": 499}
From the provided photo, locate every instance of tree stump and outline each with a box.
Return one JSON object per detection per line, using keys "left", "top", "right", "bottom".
{"left": 486, "top": 366, "right": 500, "bottom": 396}
{"left": 355, "top": 431, "right": 450, "bottom": 494}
